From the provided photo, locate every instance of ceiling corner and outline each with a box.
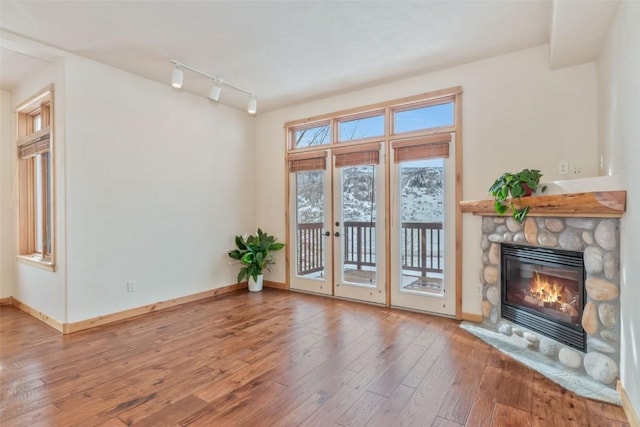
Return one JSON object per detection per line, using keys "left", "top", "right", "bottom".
{"left": 549, "top": 0, "right": 620, "bottom": 70}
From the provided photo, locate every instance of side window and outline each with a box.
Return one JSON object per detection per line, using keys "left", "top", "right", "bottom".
{"left": 16, "top": 88, "right": 54, "bottom": 269}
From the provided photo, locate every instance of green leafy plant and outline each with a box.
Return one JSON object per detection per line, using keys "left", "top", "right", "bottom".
{"left": 228, "top": 228, "right": 285, "bottom": 282}
{"left": 488, "top": 169, "right": 547, "bottom": 223}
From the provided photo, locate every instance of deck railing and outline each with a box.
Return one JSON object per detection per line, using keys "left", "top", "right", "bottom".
{"left": 401, "top": 222, "right": 443, "bottom": 274}
{"left": 343, "top": 221, "right": 376, "bottom": 270}
{"left": 296, "top": 221, "right": 443, "bottom": 276}
{"left": 297, "top": 223, "right": 325, "bottom": 275}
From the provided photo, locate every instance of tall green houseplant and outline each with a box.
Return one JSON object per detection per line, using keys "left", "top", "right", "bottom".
{"left": 228, "top": 228, "right": 285, "bottom": 283}
{"left": 488, "top": 169, "right": 547, "bottom": 223}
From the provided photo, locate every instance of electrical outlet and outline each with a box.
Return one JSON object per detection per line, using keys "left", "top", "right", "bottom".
{"left": 558, "top": 161, "right": 569, "bottom": 175}
{"left": 127, "top": 280, "right": 136, "bottom": 292}
{"left": 572, "top": 167, "right": 583, "bottom": 175}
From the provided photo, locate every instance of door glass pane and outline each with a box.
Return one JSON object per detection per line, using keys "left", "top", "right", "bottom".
{"left": 294, "top": 124, "right": 331, "bottom": 148}
{"left": 400, "top": 159, "right": 444, "bottom": 295}
{"left": 339, "top": 114, "right": 384, "bottom": 141}
{"left": 43, "top": 152, "right": 52, "bottom": 256}
{"left": 341, "top": 166, "right": 376, "bottom": 286}
{"left": 35, "top": 154, "right": 43, "bottom": 253}
{"left": 394, "top": 102, "right": 454, "bottom": 134}
{"left": 296, "top": 171, "right": 325, "bottom": 278}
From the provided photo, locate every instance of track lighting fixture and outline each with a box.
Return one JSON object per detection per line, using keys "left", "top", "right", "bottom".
{"left": 169, "top": 59, "right": 257, "bottom": 114}
{"left": 247, "top": 96, "right": 257, "bottom": 115}
{"left": 171, "top": 67, "right": 183, "bottom": 89}
{"left": 208, "top": 85, "right": 222, "bottom": 102}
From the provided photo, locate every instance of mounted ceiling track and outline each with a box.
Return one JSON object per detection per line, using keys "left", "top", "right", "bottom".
{"left": 169, "top": 59, "right": 258, "bottom": 115}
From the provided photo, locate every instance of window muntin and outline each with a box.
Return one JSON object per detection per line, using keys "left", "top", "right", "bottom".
{"left": 293, "top": 123, "right": 331, "bottom": 148}
{"left": 393, "top": 101, "right": 454, "bottom": 135}
{"left": 338, "top": 114, "right": 384, "bottom": 142}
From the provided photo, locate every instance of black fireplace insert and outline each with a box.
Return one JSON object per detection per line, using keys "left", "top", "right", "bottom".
{"left": 501, "top": 243, "right": 586, "bottom": 351}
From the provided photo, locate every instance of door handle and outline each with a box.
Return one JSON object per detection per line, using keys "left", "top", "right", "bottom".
{"left": 335, "top": 232, "right": 340, "bottom": 237}
{"left": 324, "top": 231, "right": 331, "bottom": 237}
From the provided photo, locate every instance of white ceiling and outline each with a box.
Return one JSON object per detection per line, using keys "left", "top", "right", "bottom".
{"left": 0, "top": 0, "right": 619, "bottom": 113}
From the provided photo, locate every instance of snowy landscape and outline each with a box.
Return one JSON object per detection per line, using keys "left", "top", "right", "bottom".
{"left": 296, "top": 166, "right": 444, "bottom": 223}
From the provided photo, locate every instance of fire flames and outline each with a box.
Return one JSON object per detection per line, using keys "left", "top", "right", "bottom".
{"left": 524, "top": 272, "right": 578, "bottom": 318}
{"left": 530, "top": 272, "right": 563, "bottom": 303}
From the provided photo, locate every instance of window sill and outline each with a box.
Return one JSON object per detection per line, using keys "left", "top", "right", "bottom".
{"left": 17, "top": 255, "right": 56, "bottom": 272}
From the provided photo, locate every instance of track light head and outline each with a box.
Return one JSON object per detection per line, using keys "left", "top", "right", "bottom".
{"left": 171, "top": 68, "right": 183, "bottom": 89}
{"left": 248, "top": 96, "right": 257, "bottom": 115}
{"left": 208, "top": 85, "right": 221, "bottom": 102}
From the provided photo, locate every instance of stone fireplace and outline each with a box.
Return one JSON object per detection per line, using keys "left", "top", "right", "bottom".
{"left": 460, "top": 189, "right": 626, "bottom": 403}
{"left": 480, "top": 216, "right": 621, "bottom": 391}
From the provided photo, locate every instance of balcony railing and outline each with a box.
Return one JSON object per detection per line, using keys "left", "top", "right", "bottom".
{"left": 401, "top": 221, "right": 443, "bottom": 274}
{"left": 343, "top": 221, "right": 376, "bottom": 270}
{"left": 297, "top": 223, "right": 325, "bottom": 275}
{"left": 296, "top": 221, "right": 443, "bottom": 276}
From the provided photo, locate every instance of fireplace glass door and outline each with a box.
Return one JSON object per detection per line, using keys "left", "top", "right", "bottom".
{"left": 504, "top": 259, "right": 581, "bottom": 326}
{"left": 501, "top": 244, "right": 586, "bottom": 351}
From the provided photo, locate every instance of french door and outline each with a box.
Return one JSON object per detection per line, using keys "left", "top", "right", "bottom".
{"left": 288, "top": 137, "right": 454, "bottom": 315}
{"left": 332, "top": 143, "right": 386, "bottom": 304}
{"left": 288, "top": 144, "right": 386, "bottom": 305}
{"left": 288, "top": 151, "right": 333, "bottom": 295}
{"left": 389, "top": 133, "right": 456, "bottom": 316}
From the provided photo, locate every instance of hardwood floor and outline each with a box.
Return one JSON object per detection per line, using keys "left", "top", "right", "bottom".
{"left": 0, "top": 289, "right": 629, "bottom": 426}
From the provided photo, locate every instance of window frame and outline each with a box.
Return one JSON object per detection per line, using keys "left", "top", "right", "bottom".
{"left": 15, "top": 86, "right": 55, "bottom": 271}
{"left": 284, "top": 86, "right": 463, "bottom": 316}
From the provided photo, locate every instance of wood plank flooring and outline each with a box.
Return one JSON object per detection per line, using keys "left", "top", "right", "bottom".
{"left": 0, "top": 289, "right": 629, "bottom": 426}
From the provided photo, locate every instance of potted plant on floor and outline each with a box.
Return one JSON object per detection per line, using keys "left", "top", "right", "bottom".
{"left": 228, "top": 228, "right": 285, "bottom": 292}
{"left": 488, "top": 168, "right": 547, "bottom": 223}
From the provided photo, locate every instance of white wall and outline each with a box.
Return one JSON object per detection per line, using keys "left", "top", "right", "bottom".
{"left": 0, "top": 90, "right": 14, "bottom": 298}
{"left": 256, "top": 44, "right": 600, "bottom": 315}
{"left": 9, "top": 61, "right": 67, "bottom": 323}
{"left": 3, "top": 55, "right": 256, "bottom": 323}
{"left": 63, "top": 56, "right": 256, "bottom": 322}
{"left": 598, "top": 0, "right": 640, "bottom": 415}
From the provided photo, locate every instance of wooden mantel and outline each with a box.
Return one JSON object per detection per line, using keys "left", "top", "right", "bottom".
{"left": 459, "top": 191, "right": 626, "bottom": 218}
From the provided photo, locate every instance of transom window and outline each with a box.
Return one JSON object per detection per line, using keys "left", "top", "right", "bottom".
{"left": 392, "top": 100, "right": 454, "bottom": 135}
{"left": 293, "top": 122, "right": 331, "bottom": 148}
{"left": 287, "top": 90, "right": 458, "bottom": 151}
{"left": 338, "top": 112, "right": 385, "bottom": 142}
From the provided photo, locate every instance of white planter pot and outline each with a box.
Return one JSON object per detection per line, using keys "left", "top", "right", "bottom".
{"left": 248, "top": 274, "right": 264, "bottom": 292}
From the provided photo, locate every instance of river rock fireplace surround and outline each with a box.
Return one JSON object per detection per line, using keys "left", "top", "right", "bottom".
{"left": 460, "top": 190, "right": 626, "bottom": 403}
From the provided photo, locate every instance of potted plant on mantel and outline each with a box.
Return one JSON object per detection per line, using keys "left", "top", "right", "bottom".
{"left": 228, "top": 228, "right": 285, "bottom": 292}
{"left": 489, "top": 168, "right": 547, "bottom": 223}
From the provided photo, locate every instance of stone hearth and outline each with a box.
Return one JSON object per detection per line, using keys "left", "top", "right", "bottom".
{"left": 471, "top": 215, "right": 621, "bottom": 404}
